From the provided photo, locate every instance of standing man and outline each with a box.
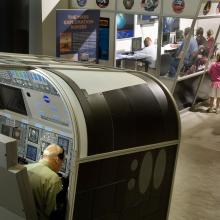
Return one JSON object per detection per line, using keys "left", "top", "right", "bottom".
{"left": 26, "top": 144, "right": 64, "bottom": 220}
{"left": 169, "top": 27, "right": 198, "bottom": 77}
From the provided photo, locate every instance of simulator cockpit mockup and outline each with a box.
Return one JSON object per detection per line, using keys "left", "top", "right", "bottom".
{"left": 0, "top": 53, "right": 180, "bottom": 220}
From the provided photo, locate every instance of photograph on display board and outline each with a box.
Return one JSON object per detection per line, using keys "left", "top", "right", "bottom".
{"left": 172, "top": 0, "right": 185, "bottom": 14}
{"left": 60, "top": 32, "right": 72, "bottom": 53}
{"left": 163, "top": 17, "right": 180, "bottom": 33}
{"left": 216, "top": 2, "right": 220, "bottom": 14}
{"left": 116, "top": 13, "right": 134, "bottom": 39}
{"left": 96, "top": 0, "right": 109, "bottom": 8}
{"left": 123, "top": 0, "right": 134, "bottom": 10}
{"left": 141, "top": 0, "right": 159, "bottom": 11}
{"left": 76, "top": 0, "right": 87, "bottom": 7}
{"left": 203, "top": 1, "right": 212, "bottom": 15}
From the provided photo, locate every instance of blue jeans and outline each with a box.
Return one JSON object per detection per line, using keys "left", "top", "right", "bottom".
{"left": 169, "top": 57, "right": 180, "bottom": 78}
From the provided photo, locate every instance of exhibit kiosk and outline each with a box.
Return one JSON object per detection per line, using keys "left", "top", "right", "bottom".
{"left": 0, "top": 53, "right": 180, "bottom": 219}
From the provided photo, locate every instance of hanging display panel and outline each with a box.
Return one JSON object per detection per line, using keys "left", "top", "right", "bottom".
{"left": 117, "top": 0, "right": 161, "bottom": 15}
{"left": 56, "top": 9, "right": 100, "bottom": 63}
{"left": 71, "top": 0, "right": 116, "bottom": 11}
{"left": 163, "top": 0, "right": 201, "bottom": 18}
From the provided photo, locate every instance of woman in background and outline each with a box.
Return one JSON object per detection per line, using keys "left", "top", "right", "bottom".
{"left": 206, "top": 29, "right": 215, "bottom": 56}
{"left": 208, "top": 52, "right": 220, "bottom": 114}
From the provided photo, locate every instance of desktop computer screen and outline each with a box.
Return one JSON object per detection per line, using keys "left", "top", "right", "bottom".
{"left": 176, "top": 30, "right": 183, "bottom": 43}
{"left": 162, "top": 32, "right": 170, "bottom": 46}
{"left": 131, "top": 37, "right": 142, "bottom": 52}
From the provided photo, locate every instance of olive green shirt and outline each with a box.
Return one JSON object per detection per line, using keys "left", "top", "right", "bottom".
{"left": 26, "top": 160, "right": 62, "bottom": 220}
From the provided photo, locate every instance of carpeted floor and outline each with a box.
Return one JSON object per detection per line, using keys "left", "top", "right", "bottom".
{"left": 169, "top": 110, "right": 220, "bottom": 220}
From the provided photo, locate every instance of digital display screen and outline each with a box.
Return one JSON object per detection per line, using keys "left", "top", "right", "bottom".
{"left": 132, "top": 37, "right": 142, "bottom": 52}
{"left": 162, "top": 32, "right": 170, "bottom": 46}
{"left": 26, "top": 145, "right": 37, "bottom": 161}
{"left": 58, "top": 137, "right": 69, "bottom": 153}
{"left": 60, "top": 159, "right": 67, "bottom": 173}
{"left": 1, "top": 124, "right": 11, "bottom": 136}
{"left": 28, "top": 127, "right": 39, "bottom": 144}
{"left": 0, "top": 84, "right": 27, "bottom": 115}
{"left": 12, "top": 127, "right": 21, "bottom": 140}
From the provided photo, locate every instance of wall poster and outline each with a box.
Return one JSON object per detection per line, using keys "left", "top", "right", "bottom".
{"left": 56, "top": 9, "right": 100, "bottom": 63}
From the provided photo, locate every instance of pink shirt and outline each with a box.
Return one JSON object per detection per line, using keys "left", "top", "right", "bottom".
{"left": 208, "top": 61, "right": 220, "bottom": 88}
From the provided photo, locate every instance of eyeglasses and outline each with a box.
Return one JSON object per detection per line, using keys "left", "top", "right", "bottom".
{"left": 57, "top": 150, "right": 64, "bottom": 160}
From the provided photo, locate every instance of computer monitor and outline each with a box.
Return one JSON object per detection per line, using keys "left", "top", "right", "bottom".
{"left": 176, "top": 30, "right": 183, "bottom": 43}
{"left": 162, "top": 32, "right": 170, "bottom": 46}
{"left": 26, "top": 145, "right": 37, "bottom": 161}
{"left": 131, "top": 37, "right": 142, "bottom": 52}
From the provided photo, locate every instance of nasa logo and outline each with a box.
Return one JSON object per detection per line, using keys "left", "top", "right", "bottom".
{"left": 123, "top": 0, "right": 134, "bottom": 10}
{"left": 172, "top": 0, "right": 185, "bottom": 14}
{"left": 43, "top": 95, "right": 50, "bottom": 103}
{"left": 142, "top": 0, "right": 159, "bottom": 12}
{"left": 96, "top": 0, "right": 109, "bottom": 8}
{"left": 76, "top": 0, "right": 87, "bottom": 7}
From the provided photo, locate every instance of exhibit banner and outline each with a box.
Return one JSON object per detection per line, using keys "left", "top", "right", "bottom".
{"left": 71, "top": 0, "right": 116, "bottom": 11}
{"left": 99, "top": 17, "right": 110, "bottom": 60}
{"left": 116, "top": 0, "right": 161, "bottom": 15}
{"left": 56, "top": 9, "right": 100, "bottom": 63}
{"left": 163, "top": 0, "right": 201, "bottom": 17}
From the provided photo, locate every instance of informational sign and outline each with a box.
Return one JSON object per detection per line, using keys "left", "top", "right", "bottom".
{"left": 99, "top": 17, "right": 109, "bottom": 60}
{"left": 56, "top": 9, "right": 100, "bottom": 63}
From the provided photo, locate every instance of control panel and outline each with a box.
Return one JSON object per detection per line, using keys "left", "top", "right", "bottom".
{"left": 0, "top": 115, "right": 73, "bottom": 177}
{"left": 0, "top": 69, "right": 58, "bottom": 95}
{"left": 0, "top": 69, "right": 74, "bottom": 177}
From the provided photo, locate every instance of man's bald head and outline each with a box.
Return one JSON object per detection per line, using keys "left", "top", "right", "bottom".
{"left": 43, "top": 144, "right": 63, "bottom": 157}
{"left": 42, "top": 144, "right": 64, "bottom": 173}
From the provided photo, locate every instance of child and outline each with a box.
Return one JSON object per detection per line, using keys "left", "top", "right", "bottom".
{"left": 208, "top": 52, "right": 220, "bottom": 113}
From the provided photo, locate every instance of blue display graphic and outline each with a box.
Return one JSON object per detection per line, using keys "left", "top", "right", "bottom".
{"left": 116, "top": 13, "right": 134, "bottom": 39}
{"left": 26, "top": 145, "right": 37, "bottom": 161}
{"left": 163, "top": 17, "right": 180, "bottom": 33}
{"left": 99, "top": 17, "right": 109, "bottom": 60}
{"left": 43, "top": 95, "right": 50, "bottom": 103}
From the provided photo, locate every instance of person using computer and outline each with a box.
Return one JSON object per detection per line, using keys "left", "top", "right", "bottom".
{"left": 26, "top": 144, "right": 64, "bottom": 220}
{"left": 131, "top": 37, "right": 157, "bottom": 69}
{"left": 169, "top": 27, "right": 198, "bottom": 77}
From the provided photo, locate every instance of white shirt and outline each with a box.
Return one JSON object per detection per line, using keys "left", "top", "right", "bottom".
{"left": 132, "top": 44, "right": 157, "bottom": 68}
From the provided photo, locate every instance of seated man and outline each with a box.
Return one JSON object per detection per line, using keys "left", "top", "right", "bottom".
{"left": 26, "top": 144, "right": 64, "bottom": 220}
{"left": 125, "top": 37, "right": 157, "bottom": 69}
{"left": 169, "top": 27, "right": 198, "bottom": 77}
